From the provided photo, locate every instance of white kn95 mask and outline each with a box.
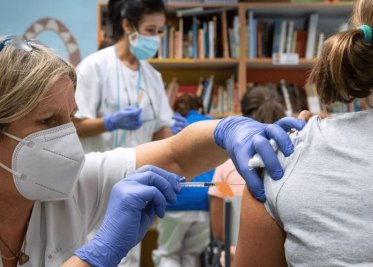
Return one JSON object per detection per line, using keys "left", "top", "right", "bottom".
{"left": 0, "top": 122, "right": 85, "bottom": 202}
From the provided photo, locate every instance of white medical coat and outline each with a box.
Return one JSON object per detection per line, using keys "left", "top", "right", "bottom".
{"left": 75, "top": 45, "right": 174, "bottom": 152}
{"left": 0, "top": 148, "right": 136, "bottom": 267}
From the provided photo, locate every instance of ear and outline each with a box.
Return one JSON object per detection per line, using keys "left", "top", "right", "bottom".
{"left": 122, "top": 19, "right": 134, "bottom": 36}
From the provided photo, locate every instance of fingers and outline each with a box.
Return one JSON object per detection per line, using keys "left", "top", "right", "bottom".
{"left": 130, "top": 166, "right": 183, "bottom": 206}
{"left": 123, "top": 107, "right": 143, "bottom": 130}
{"left": 275, "top": 117, "right": 306, "bottom": 131}
{"left": 244, "top": 169, "right": 266, "bottom": 202}
{"left": 134, "top": 165, "right": 183, "bottom": 193}
{"left": 298, "top": 110, "right": 313, "bottom": 121}
{"left": 252, "top": 134, "right": 284, "bottom": 180}
{"left": 265, "top": 124, "right": 294, "bottom": 157}
{"left": 230, "top": 146, "right": 266, "bottom": 202}
{"left": 137, "top": 186, "right": 167, "bottom": 218}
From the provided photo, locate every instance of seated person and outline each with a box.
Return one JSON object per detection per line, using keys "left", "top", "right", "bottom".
{"left": 209, "top": 87, "right": 285, "bottom": 266}
{"left": 233, "top": 1, "right": 373, "bottom": 266}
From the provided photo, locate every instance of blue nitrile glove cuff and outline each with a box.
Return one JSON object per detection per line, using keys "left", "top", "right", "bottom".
{"left": 74, "top": 237, "right": 123, "bottom": 267}
{"left": 103, "top": 114, "right": 115, "bottom": 132}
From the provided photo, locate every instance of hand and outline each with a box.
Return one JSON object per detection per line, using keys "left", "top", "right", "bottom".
{"left": 298, "top": 110, "right": 313, "bottom": 121}
{"left": 171, "top": 112, "right": 188, "bottom": 134}
{"left": 214, "top": 116, "right": 306, "bottom": 202}
{"left": 103, "top": 107, "right": 143, "bottom": 131}
{"left": 74, "top": 166, "right": 183, "bottom": 267}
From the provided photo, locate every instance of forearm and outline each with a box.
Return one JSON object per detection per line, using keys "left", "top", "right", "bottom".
{"left": 62, "top": 256, "right": 91, "bottom": 267}
{"left": 136, "top": 120, "right": 228, "bottom": 179}
{"left": 73, "top": 118, "right": 107, "bottom": 137}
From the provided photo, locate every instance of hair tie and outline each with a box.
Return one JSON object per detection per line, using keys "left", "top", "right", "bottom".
{"left": 359, "top": 25, "right": 372, "bottom": 44}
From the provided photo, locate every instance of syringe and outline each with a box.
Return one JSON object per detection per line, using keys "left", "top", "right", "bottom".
{"left": 180, "top": 182, "right": 245, "bottom": 188}
{"left": 180, "top": 182, "right": 216, "bottom": 188}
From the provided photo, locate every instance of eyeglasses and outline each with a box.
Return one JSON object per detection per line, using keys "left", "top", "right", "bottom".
{"left": 0, "top": 36, "right": 33, "bottom": 53}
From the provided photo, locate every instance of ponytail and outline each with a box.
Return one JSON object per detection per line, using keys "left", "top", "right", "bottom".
{"left": 308, "top": 0, "right": 373, "bottom": 104}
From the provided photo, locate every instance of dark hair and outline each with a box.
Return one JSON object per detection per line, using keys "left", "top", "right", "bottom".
{"left": 241, "top": 87, "right": 286, "bottom": 124}
{"left": 308, "top": 0, "right": 373, "bottom": 104}
{"left": 173, "top": 94, "right": 204, "bottom": 117}
{"left": 108, "top": 0, "right": 166, "bottom": 42}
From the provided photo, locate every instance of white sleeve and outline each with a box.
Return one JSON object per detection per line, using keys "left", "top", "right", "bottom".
{"left": 154, "top": 72, "right": 174, "bottom": 131}
{"left": 75, "top": 148, "right": 136, "bottom": 231}
{"left": 75, "top": 58, "right": 103, "bottom": 119}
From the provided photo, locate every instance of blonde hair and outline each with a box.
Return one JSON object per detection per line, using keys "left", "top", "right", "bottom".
{"left": 0, "top": 38, "right": 76, "bottom": 131}
{"left": 308, "top": 0, "right": 373, "bottom": 104}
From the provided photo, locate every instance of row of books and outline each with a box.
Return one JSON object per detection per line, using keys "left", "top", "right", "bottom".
{"left": 166, "top": 75, "right": 239, "bottom": 114}
{"left": 247, "top": 12, "right": 324, "bottom": 59}
{"left": 167, "top": 78, "right": 369, "bottom": 117}
{"left": 158, "top": 12, "right": 240, "bottom": 59}
{"left": 244, "top": 81, "right": 366, "bottom": 116}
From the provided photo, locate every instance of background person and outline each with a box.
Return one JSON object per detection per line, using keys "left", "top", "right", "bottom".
{"left": 233, "top": 0, "right": 373, "bottom": 265}
{"left": 73, "top": 0, "right": 187, "bottom": 265}
{"left": 153, "top": 94, "right": 214, "bottom": 267}
{"left": 0, "top": 36, "right": 305, "bottom": 267}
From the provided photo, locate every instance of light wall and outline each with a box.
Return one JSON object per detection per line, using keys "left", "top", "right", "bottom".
{"left": 1, "top": 0, "right": 107, "bottom": 65}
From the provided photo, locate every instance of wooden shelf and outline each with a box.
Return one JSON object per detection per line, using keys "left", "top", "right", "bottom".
{"left": 246, "top": 58, "right": 317, "bottom": 69}
{"left": 243, "top": 2, "right": 353, "bottom": 16}
{"left": 166, "top": 2, "right": 239, "bottom": 9}
{"left": 148, "top": 58, "right": 239, "bottom": 69}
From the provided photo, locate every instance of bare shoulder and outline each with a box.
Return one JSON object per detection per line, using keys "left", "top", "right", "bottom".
{"left": 233, "top": 187, "right": 287, "bottom": 267}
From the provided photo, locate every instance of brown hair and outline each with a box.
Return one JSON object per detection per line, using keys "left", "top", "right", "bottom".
{"left": 0, "top": 38, "right": 76, "bottom": 131}
{"left": 241, "top": 86, "right": 286, "bottom": 124}
{"left": 173, "top": 94, "right": 204, "bottom": 117}
{"left": 308, "top": 0, "right": 373, "bottom": 104}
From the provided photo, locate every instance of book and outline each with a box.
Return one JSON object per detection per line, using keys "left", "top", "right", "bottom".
{"left": 279, "top": 20, "right": 287, "bottom": 54}
{"left": 162, "top": 25, "right": 168, "bottom": 58}
{"left": 305, "top": 13, "right": 319, "bottom": 59}
{"left": 198, "top": 28, "right": 205, "bottom": 59}
{"left": 178, "top": 18, "right": 184, "bottom": 59}
{"left": 169, "top": 26, "right": 175, "bottom": 59}
{"left": 174, "top": 30, "right": 181, "bottom": 59}
{"left": 272, "top": 19, "right": 282, "bottom": 55}
{"left": 192, "top": 16, "right": 199, "bottom": 59}
{"left": 316, "top": 32, "right": 325, "bottom": 58}
{"left": 221, "top": 11, "right": 230, "bottom": 58}
{"left": 208, "top": 19, "right": 215, "bottom": 58}
{"left": 203, "top": 76, "right": 215, "bottom": 111}
{"left": 257, "top": 21, "right": 263, "bottom": 58}
{"left": 286, "top": 21, "right": 294, "bottom": 54}
{"left": 295, "top": 30, "right": 307, "bottom": 58}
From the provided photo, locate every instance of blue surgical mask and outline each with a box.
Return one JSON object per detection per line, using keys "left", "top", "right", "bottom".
{"left": 129, "top": 31, "right": 160, "bottom": 60}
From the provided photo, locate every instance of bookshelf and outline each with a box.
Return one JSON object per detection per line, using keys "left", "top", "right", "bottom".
{"left": 97, "top": 1, "right": 355, "bottom": 117}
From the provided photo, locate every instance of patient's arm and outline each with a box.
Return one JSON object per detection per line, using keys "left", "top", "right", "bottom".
{"left": 233, "top": 187, "right": 287, "bottom": 267}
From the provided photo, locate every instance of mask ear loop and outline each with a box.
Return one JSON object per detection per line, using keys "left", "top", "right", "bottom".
{"left": 1, "top": 131, "right": 35, "bottom": 148}
{"left": 0, "top": 131, "right": 32, "bottom": 180}
{"left": 0, "top": 161, "right": 25, "bottom": 180}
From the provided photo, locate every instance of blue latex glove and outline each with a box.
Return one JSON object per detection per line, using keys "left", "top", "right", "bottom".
{"left": 74, "top": 166, "right": 183, "bottom": 267}
{"left": 171, "top": 112, "right": 188, "bottom": 134}
{"left": 214, "top": 116, "right": 306, "bottom": 202}
{"left": 103, "top": 107, "right": 143, "bottom": 131}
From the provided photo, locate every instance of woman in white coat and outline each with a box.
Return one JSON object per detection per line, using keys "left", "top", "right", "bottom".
{"left": 0, "top": 36, "right": 305, "bottom": 267}
{"left": 73, "top": 0, "right": 186, "bottom": 152}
